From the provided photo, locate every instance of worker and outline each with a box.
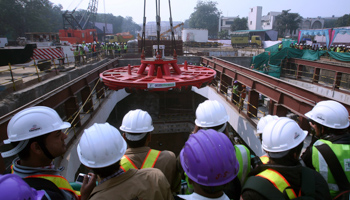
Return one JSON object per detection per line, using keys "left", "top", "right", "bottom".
{"left": 232, "top": 81, "right": 239, "bottom": 105}
{"left": 301, "top": 100, "right": 350, "bottom": 198}
{"left": 119, "top": 109, "right": 181, "bottom": 193}
{"left": 74, "top": 46, "right": 80, "bottom": 66}
{"left": 123, "top": 42, "right": 128, "bottom": 53}
{"left": 0, "top": 106, "right": 80, "bottom": 200}
{"left": 192, "top": 100, "right": 251, "bottom": 200}
{"left": 0, "top": 174, "right": 45, "bottom": 200}
{"left": 77, "top": 123, "right": 174, "bottom": 200}
{"left": 241, "top": 117, "right": 331, "bottom": 200}
{"left": 239, "top": 85, "right": 247, "bottom": 110}
{"left": 278, "top": 42, "right": 283, "bottom": 51}
{"left": 79, "top": 44, "right": 85, "bottom": 64}
{"left": 176, "top": 129, "right": 240, "bottom": 200}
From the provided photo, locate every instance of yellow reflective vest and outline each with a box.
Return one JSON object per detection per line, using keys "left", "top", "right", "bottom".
{"left": 120, "top": 149, "right": 160, "bottom": 171}
{"left": 257, "top": 169, "right": 298, "bottom": 199}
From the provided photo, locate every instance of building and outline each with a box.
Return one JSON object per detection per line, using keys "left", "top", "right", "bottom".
{"left": 218, "top": 16, "right": 239, "bottom": 35}
{"left": 248, "top": 6, "right": 262, "bottom": 30}
{"left": 248, "top": 6, "right": 325, "bottom": 37}
{"left": 141, "top": 21, "right": 183, "bottom": 39}
{"left": 261, "top": 12, "right": 282, "bottom": 30}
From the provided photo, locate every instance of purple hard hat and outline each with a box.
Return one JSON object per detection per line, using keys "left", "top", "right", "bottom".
{"left": 180, "top": 129, "right": 239, "bottom": 186}
{"left": 234, "top": 81, "right": 238, "bottom": 84}
{"left": 0, "top": 174, "right": 45, "bottom": 200}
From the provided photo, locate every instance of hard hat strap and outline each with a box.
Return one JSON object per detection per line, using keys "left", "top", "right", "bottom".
{"left": 37, "top": 140, "right": 55, "bottom": 160}
{"left": 1, "top": 140, "right": 29, "bottom": 158}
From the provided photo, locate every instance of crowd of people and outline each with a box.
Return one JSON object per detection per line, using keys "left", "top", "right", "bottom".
{"left": 287, "top": 42, "right": 350, "bottom": 52}
{"left": 0, "top": 98, "right": 349, "bottom": 200}
{"left": 73, "top": 41, "right": 128, "bottom": 66}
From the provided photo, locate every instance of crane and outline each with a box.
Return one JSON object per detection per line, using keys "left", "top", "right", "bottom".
{"left": 160, "top": 22, "right": 184, "bottom": 38}
{"left": 59, "top": 0, "right": 99, "bottom": 44}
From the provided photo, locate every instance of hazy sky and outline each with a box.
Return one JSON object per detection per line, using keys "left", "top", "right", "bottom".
{"left": 51, "top": 0, "right": 350, "bottom": 24}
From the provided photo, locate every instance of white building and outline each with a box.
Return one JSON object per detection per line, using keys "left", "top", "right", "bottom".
{"left": 218, "top": 16, "right": 239, "bottom": 34}
{"left": 248, "top": 6, "right": 262, "bottom": 30}
{"left": 248, "top": 6, "right": 325, "bottom": 37}
{"left": 141, "top": 21, "right": 183, "bottom": 39}
{"left": 261, "top": 12, "right": 281, "bottom": 30}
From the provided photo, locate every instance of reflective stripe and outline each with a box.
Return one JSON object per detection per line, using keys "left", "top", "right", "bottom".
{"left": 141, "top": 149, "right": 160, "bottom": 168}
{"left": 257, "top": 169, "right": 297, "bottom": 199}
{"left": 120, "top": 149, "right": 160, "bottom": 172}
{"left": 120, "top": 155, "right": 138, "bottom": 172}
{"left": 260, "top": 155, "right": 269, "bottom": 164}
{"left": 235, "top": 145, "right": 250, "bottom": 184}
{"left": 25, "top": 174, "right": 80, "bottom": 199}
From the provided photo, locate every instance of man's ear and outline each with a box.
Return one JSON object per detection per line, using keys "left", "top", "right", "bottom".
{"left": 30, "top": 141, "right": 42, "bottom": 155}
{"left": 122, "top": 133, "right": 126, "bottom": 140}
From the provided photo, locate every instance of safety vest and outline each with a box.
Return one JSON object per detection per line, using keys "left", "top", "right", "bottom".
{"left": 235, "top": 145, "right": 251, "bottom": 184}
{"left": 257, "top": 169, "right": 298, "bottom": 199}
{"left": 120, "top": 149, "right": 160, "bottom": 172}
{"left": 260, "top": 155, "right": 269, "bottom": 164}
{"left": 312, "top": 139, "right": 350, "bottom": 198}
{"left": 26, "top": 174, "right": 80, "bottom": 199}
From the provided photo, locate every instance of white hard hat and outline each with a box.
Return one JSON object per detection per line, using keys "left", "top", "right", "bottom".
{"left": 262, "top": 117, "right": 307, "bottom": 157}
{"left": 195, "top": 100, "right": 229, "bottom": 128}
{"left": 305, "top": 100, "right": 349, "bottom": 129}
{"left": 4, "top": 106, "right": 71, "bottom": 144}
{"left": 257, "top": 115, "right": 279, "bottom": 134}
{"left": 77, "top": 123, "right": 127, "bottom": 168}
{"left": 120, "top": 109, "right": 154, "bottom": 133}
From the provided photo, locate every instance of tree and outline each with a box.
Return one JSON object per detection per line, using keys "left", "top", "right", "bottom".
{"left": 218, "top": 30, "right": 229, "bottom": 39}
{"left": 274, "top": 10, "right": 302, "bottom": 37}
{"left": 335, "top": 14, "right": 350, "bottom": 27}
{"left": 230, "top": 17, "right": 248, "bottom": 31}
{"left": 188, "top": 1, "right": 221, "bottom": 38}
{"left": 121, "top": 16, "right": 141, "bottom": 36}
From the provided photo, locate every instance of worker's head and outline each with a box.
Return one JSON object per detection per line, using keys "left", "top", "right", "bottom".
{"left": 256, "top": 115, "right": 279, "bottom": 134}
{"left": 180, "top": 129, "right": 239, "bottom": 196}
{"left": 0, "top": 174, "right": 45, "bottom": 200}
{"left": 120, "top": 109, "right": 153, "bottom": 148}
{"left": 1, "top": 106, "right": 71, "bottom": 162}
{"left": 77, "top": 123, "right": 127, "bottom": 178}
{"left": 305, "top": 100, "right": 349, "bottom": 137}
{"left": 262, "top": 117, "right": 307, "bottom": 165}
{"left": 194, "top": 100, "right": 229, "bottom": 135}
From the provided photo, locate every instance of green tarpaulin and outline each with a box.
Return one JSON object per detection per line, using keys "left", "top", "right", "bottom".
{"left": 252, "top": 46, "right": 350, "bottom": 78}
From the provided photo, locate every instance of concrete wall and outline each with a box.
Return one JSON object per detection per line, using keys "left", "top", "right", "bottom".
{"left": 0, "top": 59, "right": 109, "bottom": 116}
{"left": 219, "top": 57, "right": 253, "bottom": 68}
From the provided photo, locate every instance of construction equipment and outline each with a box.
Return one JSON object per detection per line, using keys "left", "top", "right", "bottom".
{"left": 160, "top": 22, "right": 184, "bottom": 39}
{"left": 59, "top": 0, "right": 98, "bottom": 44}
{"left": 100, "top": 0, "right": 215, "bottom": 92}
{"left": 105, "top": 32, "right": 135, "bottom": 43}
{"left": 231, "top": 34, "right": 262, "bottom": 48}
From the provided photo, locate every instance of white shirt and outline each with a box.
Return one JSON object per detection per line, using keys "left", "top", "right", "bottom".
{"left": 178, "top": 192, "right": 230, "bottom": 200}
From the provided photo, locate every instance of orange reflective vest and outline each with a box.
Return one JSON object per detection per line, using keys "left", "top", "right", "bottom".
{"left": 120, "top": 149, "right": 160, "bottom": 172}
{"left": 257, "top": 169, "right": 298, "bottom": 199}
{"left": 25, "top": 174, "right": 80, "bottom": 199}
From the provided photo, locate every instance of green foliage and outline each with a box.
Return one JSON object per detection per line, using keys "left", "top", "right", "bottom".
{"left": 188, "top": 0, "right": 221, "bottom": 38}
{"left": 121, "top": 16, "right": 141, "bottom": 36}
{"left": 230, "top": 17, "right": 248, "bottom": 31}
{"left": 335, "top": 14, "right": 350, "bottom": 27}
{"left": 274, "top": 10, "right": 302, "bottom": 37}
{"left": 0, "top": 0, "right": 140, "bottom": 40}
{"left": 324, "top": 18, "right": 337, "bottom": 28}
{"left": 218, "top": 30, "right": 229, "bottom": 39}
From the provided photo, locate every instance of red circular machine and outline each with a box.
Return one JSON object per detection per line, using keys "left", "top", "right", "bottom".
{"left": 100, "top": 49, "right": 216, "bottom": 92}
{"left": 100, "top": 0, "right": 216, "bottom": 92}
